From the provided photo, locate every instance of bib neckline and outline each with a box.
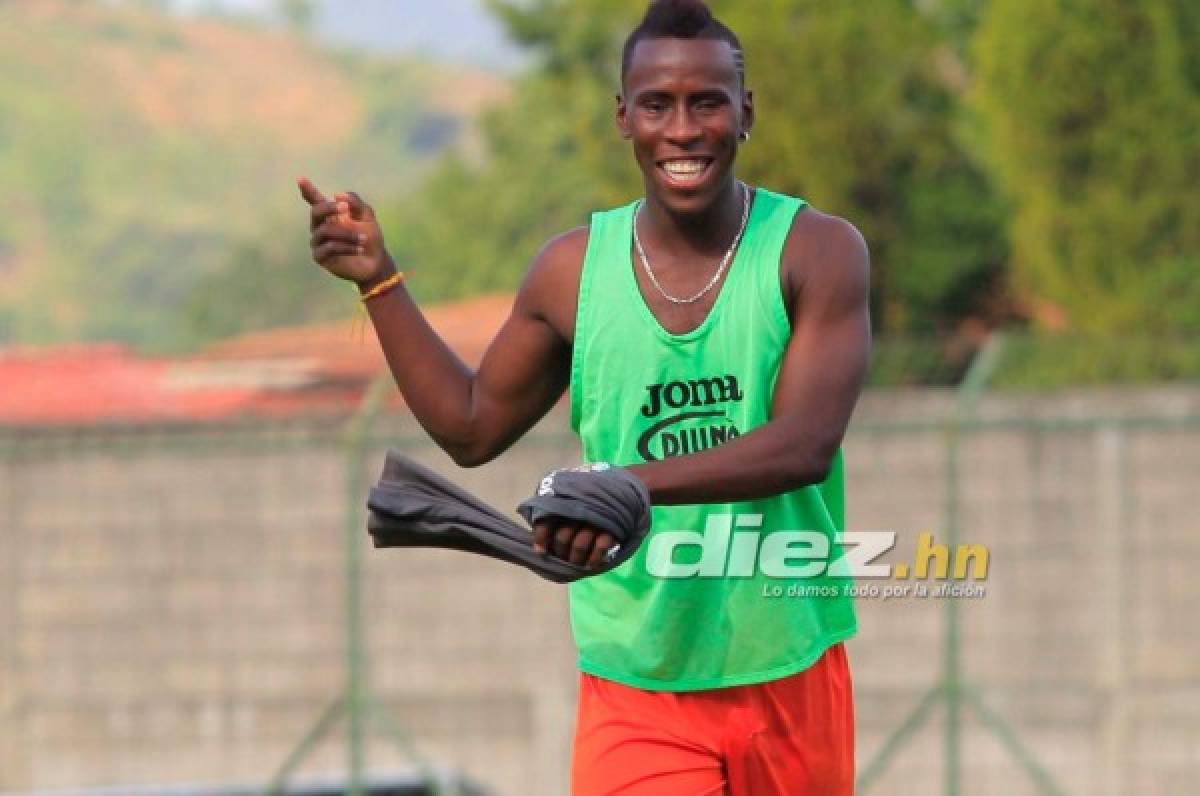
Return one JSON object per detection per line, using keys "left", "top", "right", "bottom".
{"left": 621, "top": 188, "right": 764, "bottom": 344}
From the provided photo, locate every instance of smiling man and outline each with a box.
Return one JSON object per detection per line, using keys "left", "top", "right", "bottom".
{"left": 300, "top": 0, "right": 869, "bottom": 792}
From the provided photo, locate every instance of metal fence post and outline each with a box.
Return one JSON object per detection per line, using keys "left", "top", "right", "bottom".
{"left": 265, "top": 372, "right": 450, "bottom": 796}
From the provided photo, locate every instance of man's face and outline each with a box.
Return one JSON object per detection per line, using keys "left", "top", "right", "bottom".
{"left": 618, "top": 37, "right": 752, "bottom": 215}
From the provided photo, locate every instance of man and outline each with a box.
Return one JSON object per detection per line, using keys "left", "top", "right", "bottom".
{"left": 300, "top": 1, "right": 869, "bottom": 792}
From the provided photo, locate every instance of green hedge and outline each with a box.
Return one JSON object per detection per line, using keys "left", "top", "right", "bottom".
{"left": 870, "top": 333, "right": 1200, "bottom": 389}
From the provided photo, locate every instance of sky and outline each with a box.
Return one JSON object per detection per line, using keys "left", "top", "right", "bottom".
{"left": 169, "top": 0, "right": 525, "bottom": 69}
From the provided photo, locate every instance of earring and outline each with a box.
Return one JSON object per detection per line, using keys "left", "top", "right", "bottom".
{"left": 739, "top": 131, "right": 751, "bottom": 142}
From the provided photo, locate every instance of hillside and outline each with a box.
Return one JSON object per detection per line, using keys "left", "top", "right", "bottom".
{"left": 0, "top": 0, "right": 508, "bottom": 350}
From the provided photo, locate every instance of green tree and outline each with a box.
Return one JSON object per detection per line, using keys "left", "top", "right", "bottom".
{"left": 388, "top": 0, "right": 1008, "bottom": 334}
{"left": 182, "top": 221, "right": 354, "bottom": 343}
{"left": 974, "top": 0, "right": 1200, "bottom": 333}
{"left": 719, "top": 0, "right": 1008, "bottom": 332}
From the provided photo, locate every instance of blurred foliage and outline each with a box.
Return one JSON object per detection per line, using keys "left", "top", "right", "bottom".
{"left": 6, "top": 0, "right": 1199, "bottom": 390}
{"left": 277, "top": 0, "right": 317, "bottom": 34}
{"left": 869, "top": 333, "right": 1200, "bottom": 389}
{"left": 387, "top": 0, "right": 1010, "bottom": 336}
{"left": 380, "top": 0, "right": 1198, "bottom": 387}
{"left": 0, "top": 0, "right": 469, "bottom": 351}
{"left": 180, "top": 52, "right": 478, "bottom": 346}
{"left": 992, "top": 334, "right": 1200, "bottom": 389}
{"left": 973, "top": 0, "right": 1200, "bottom": 335}
{"left": 182, "top": 211, "right": 355, "bottom": 342}
{"left": 869, "top": 337, "right": 978, "bottom": 387}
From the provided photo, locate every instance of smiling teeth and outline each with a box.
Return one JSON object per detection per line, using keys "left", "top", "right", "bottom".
{"left": 663, "top": 160, "right": 708, "bottom": 175}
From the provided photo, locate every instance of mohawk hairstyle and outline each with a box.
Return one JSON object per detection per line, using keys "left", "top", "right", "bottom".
{"left": 620, "top": 0, "right": 745, "bottom": 89}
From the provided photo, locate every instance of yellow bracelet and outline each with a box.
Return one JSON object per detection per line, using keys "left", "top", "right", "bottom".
{"left": 359, "top": 271, "right": 405, "bottom": 303}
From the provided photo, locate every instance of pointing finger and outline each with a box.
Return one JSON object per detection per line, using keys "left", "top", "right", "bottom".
{"left": 297, "top": 176, "right": 326, "bottom": 206}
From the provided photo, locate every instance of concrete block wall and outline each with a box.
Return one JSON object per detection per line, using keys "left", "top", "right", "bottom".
{"left": 2, "top": 387, "right": 1199, "bottom": 795}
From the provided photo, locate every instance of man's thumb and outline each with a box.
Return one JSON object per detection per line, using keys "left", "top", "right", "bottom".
{"left": 337, "top": 191, "right": 372, "bottom": 221}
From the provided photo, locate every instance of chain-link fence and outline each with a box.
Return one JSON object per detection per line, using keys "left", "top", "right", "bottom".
{"left": 2, "top": 369, "right": 1198, "bottom": 795}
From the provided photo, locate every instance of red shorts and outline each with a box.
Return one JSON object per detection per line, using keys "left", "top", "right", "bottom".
{"left": 570, "top": 643, "right": 854, "bottom": 796}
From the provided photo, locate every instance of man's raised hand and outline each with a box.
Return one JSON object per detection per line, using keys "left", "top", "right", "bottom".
{"left": 297, "top": 176, "right": 395, "bottom": 288}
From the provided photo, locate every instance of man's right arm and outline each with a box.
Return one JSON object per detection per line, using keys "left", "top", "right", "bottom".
{"left": 361, "top": 231, "right": 585, "bottom": 466}
{"left": 299, "top": 178, "right": 585, "bottom": 467}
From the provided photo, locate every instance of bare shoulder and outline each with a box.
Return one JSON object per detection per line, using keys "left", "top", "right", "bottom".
{"left": 513, "top": 225, "right": 590, "bottom": 342}
{"left": 780, "top": 205, "right": 870, "bottom": 318}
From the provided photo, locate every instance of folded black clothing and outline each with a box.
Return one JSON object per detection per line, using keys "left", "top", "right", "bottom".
{"left": 516, "top": 463, "right": 651, "bottom": 546}
{"left": 366, "top": 451, "right": 652, "bottom": 584}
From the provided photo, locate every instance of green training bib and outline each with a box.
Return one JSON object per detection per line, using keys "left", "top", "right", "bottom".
{"left": 567, "top": 187, "right": 857, "bottom": 691}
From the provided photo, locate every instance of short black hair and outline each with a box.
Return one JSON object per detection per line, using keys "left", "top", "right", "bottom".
{"left": 620, "top": 0, "right": 745, "bottom": 89}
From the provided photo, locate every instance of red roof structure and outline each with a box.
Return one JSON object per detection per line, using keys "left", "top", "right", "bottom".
{"left": 0, "top": 294, "right": 514, "bottom": 426}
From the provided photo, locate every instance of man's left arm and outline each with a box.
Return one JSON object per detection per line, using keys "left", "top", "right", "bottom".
{"left": 628, "top": 211, "right": 871, "bottom": 504}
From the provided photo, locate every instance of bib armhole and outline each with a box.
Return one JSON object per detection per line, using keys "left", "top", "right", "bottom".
{"left": 570, "top": 212, "right": 603, "bottom": 434}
